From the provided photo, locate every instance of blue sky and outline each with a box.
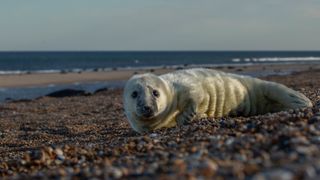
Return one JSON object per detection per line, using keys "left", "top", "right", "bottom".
{"left": 1, "top": 0, "right": 320, "bottom": 51}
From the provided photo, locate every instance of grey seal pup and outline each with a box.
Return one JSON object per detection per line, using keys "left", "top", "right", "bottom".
{"left": 123, "top": 68, "right": 312, "bottom": 133}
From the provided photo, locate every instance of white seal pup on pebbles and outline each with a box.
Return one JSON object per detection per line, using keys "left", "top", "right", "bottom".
{"left": 123, "top": 68, "right": 312, "bottom": 133}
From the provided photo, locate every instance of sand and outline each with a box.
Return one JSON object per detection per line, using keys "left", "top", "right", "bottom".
{"left": 0, "top": 65, "right": 320, "bottom": 179}
{"left": 0, "top": 63, "right": 319, "bottom": 88}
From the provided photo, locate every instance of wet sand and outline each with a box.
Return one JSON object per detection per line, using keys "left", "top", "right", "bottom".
{"left": 0, "top": 67, "right": 320, "bottom": 179}
{"left": 0, "top": 63, "right": 319, "bottom": 88}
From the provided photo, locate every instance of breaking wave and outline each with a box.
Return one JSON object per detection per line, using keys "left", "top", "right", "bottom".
{"left": 232, "top": 57, "right": 320, "bottom": 63}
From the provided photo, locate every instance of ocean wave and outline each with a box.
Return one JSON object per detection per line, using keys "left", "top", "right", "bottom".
{"left": 0, "top": 69, "right": 91, "bottom": 75}
{"left": 232, "top": 57, "right": 320, "bottom": 62}
{"left": 0, "top": 57, "right": 319, "bottom": 75}
{"left": 0, "top": 70, "right": 61, "bottom": 75}
{"left": 0, "top": 70, "right": 29, "bottom": 75}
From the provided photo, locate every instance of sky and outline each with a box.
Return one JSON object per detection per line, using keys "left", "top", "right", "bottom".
{"left": 0, "top": 0, "right": 320, "bottom": 51}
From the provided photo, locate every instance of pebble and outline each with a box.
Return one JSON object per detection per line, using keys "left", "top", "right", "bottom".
{"left": 308, "top": 115, "right": 320, "bottom": 124}
{"left": 149, "top": 133, "right": 158, "bottom": 138}
{"left": 253, "top": 169, "right": 294, "bottom": 180}
{"left": 56, "top": 154, "right": 65, "bottom": 162}
{"left": 304, "top": 165, "right": 317, "bottom": 179}
{"left": 201, "top": 159, "right": 218, "bottom": 176}
{"left": 225, "top": 138, "right": 235, "bottom": 146}
{"left": 167, "top": 141, "right": 178, "bottom": 148}
{"left": 111, "top": 168, "right": 123, "bottom": 179}
{"left": 311, "top": 136, "right": 320, "bottom": 143}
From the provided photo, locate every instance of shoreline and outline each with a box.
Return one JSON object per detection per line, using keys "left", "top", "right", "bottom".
{"left": 0, "top": 63, "right": 319, "bottom": 88}
{"left": 0, "top": 63, "right": 319, "bottom": 103}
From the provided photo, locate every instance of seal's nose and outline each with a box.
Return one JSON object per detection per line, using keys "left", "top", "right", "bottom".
{"left": 142, "top": 106, "right": 154, "bottom": 118}
{"left": 143, "top": 106, "right": 152, "bottom": 113}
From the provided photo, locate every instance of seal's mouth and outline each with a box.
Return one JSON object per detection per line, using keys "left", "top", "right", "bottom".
{"left": 137, "top": 106, "right": 156, "bottom": 119}
{"left": 132, "top": 112, "right": 162, "bottom": 132}
{"left": 141, "top": 111, "right": 155, "bottom": 118}
{"left": 134, "top": 112, "right": 158, "bottom": 125}
{"left": 137, "top": 112, "right": 155, "bottom": 120}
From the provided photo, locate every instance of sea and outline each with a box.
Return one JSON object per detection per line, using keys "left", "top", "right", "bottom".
{"left": 1, "top": 51, "right": 320, "bottom": 102}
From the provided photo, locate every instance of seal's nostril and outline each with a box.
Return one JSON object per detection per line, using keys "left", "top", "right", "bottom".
{"left": 143, "top": 106, "right": 151, "bottom": 113}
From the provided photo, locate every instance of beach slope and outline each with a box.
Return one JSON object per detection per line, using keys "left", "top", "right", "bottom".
{"left": 0, "top": 70, "right": 320, "bottom": 179}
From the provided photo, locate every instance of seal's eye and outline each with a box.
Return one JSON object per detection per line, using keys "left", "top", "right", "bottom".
{"left": 131, "top": 91, "right": 138, "bottom": 98}
{"left": 152, "top": 90, "right": 160, "bottom": 98}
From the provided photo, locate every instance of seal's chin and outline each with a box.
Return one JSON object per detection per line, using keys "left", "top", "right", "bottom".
{"left": 132, "top": 112, "right": 163, "bottom": 132}
{"left": 143, "top": 113, "right": 155, "bottom": 119}
{"left": 136, "top": 110, "right": 157, "bottom": 120}
{"left": 137, "top": 113, "right": 155, "bottom": 120}
{"left": 134, "top": 111, "right": 160, "bottom": 124}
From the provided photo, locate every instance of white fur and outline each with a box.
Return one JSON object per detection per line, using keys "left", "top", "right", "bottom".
{"left": 123, "top": 68, "right": 312, "bottom": 133}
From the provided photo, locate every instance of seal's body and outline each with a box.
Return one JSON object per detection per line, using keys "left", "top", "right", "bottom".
{"left": 123, "top": 68, "right": 312, "bottom": 133}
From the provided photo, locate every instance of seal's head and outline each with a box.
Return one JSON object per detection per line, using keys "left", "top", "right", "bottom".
{"left": 123, "top": 73, "right": 171, "bottom": 133}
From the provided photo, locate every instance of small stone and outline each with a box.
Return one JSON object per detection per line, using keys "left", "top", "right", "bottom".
{"left": 288, "top": 109, "right": 294, "bottom": 114}
{"left": 54, "top": 148, "right": 64, "bottom": 156}
{"left": 111, "top": 168, "right": 123, "bottom": 179}
{"left": 167, "top": 141, "right": 177, "bottom": 148}
{"left": 308, "top": 116, "right": 320, "bottom": 124}
{"left": 199, "top": 159, "right": 218, "bottom": 177}
{"left": 291, "top": 136, "right": 309, "bottom": 145}
{"left": 253, "top": 169, "right": 294, "bottom": 180}
{"left": 20, "top": 160, "right": 27, "bottom": 165}
{"left": 304, "top": 165, "right": 316, "bottom": 179}
{"left": 225, "top": 138, "right": 235, "bottom": 146}
{"left": 173, "top": 159, "right": 187, "bottom": 172}
{"left": 149, "top": 133, "right": 158, "bottom": 138}
{"left": 268, "top": 170, "right": 293, "bottom": 180}
{"left": 311, "top": 136, "right": 320, "bottom": 143}
{"left": 296, "top": 145, "right": 317, "bottom": 155}
{"left": 0, "top": 131, "right": 4, "bottom": 138}
{"left": 191, "top": 146, "right": 197, "bottom": 153}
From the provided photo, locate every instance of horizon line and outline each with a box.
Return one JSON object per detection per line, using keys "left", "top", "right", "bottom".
{"left": 1, "top": 50, "right": 320, "bottom": 53}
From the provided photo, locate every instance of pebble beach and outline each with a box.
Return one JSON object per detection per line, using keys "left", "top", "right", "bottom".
{"left": 0, "top": 67, "right": 320, "bottom": 179}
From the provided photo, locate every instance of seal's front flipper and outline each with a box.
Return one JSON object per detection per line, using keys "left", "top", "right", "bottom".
{"left": 176, "top": 101, "right": 197, "bottom": 126}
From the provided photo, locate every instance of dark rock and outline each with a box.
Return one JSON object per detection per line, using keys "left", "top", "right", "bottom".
{"left": 94, "top": 87, "right": 109, "bottom": 94}
{"left": 308, "top": 114, "right": 320, "bottom": 124}
{"left": 5, "top": 98, "right": 13, "bottom": 101}
{"left": 60, "top": 70, "right": 68, "bottom": 74}
{"left": 10, "top": 99, "right": 33, "bottom": 103}
{"left": 46, "top": 89, "right": 90, "bottom": 98}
